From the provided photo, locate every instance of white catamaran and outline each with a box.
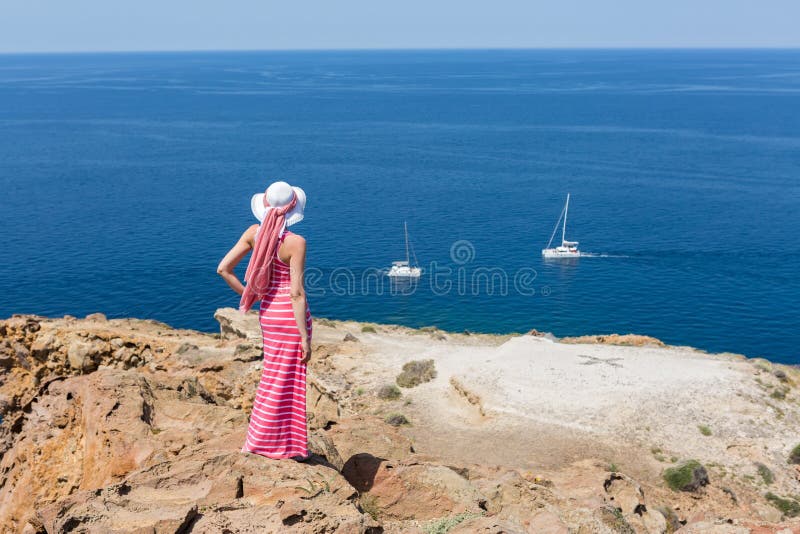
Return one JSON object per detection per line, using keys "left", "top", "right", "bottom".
{"left": 388, "top": 221, "right": 422, "bottom": 278}
{"left": 542, "top": 193, "right": 580, "bottom": 259}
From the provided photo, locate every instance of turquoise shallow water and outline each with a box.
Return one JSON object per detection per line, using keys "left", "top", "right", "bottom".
{"left": 0, "top": 49, "right": 799, "bottom": 362}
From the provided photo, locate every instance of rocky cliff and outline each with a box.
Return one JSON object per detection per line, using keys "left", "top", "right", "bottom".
{"left": 1, "top": 310, "right": 799, "bottom": 533}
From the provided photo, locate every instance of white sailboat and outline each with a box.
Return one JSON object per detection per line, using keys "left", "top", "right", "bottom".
{"left": 542, "top": 193, "right": 580, "bottom": 259}
{"left": 388, "top": 221, "right": 422, "bottom": 278}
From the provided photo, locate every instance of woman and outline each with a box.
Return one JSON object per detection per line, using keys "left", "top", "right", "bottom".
{"left": 217, "top": 180, "right": 312, "bottom": 460}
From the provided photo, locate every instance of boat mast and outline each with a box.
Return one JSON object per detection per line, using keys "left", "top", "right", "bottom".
{"left": 404, "top": 221, "right": 410, "bottom": 265}
{"left": 561, "top": 193, "right": 569, "bottom": 246}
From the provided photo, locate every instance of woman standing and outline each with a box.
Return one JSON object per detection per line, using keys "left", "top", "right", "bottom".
{"left": 217, "top": 181, "right": 312, "bottom": 460}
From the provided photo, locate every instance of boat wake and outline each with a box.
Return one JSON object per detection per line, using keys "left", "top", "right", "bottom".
{"left": 577, "top": 252, "right": 630, "bottom": 258}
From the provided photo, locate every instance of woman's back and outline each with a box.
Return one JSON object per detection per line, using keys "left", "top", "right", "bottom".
{"left": 269, "top": 231, "right": 293, "bottom": 291}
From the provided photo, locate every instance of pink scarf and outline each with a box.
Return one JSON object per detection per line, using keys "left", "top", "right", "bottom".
{"left": 239, "top": 193, "right": 297, "bottom": 313}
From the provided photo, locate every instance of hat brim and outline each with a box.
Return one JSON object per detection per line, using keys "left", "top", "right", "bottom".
{"left": 251, "top": 186, "right": 305, "bottom": 226}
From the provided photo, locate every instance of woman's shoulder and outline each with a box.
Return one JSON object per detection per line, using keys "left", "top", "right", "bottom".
{"left": 283, "top": 231, "right": 306, "bottom": 246}
{"left": 242, "top": 224, "right": 259, "bottom": 244}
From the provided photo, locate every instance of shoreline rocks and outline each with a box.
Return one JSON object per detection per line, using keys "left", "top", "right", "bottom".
{"left": 1, "top": 310, "right": 800, "bottom": 532}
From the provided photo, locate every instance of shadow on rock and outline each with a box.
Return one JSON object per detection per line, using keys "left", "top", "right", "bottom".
{"left": 342, "top": 453, "right": 386, "bottom": 492}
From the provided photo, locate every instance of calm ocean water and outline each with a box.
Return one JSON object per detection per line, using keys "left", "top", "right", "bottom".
{"left": 0, "top": 50, "right": 798, "bottom": 362}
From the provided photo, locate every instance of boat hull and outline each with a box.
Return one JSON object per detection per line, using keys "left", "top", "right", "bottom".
{"left": 542, "top": 248, "right": 580, "bottom": 258}
{"left": 387, "top": 266, "right": 422, "bottom": 278}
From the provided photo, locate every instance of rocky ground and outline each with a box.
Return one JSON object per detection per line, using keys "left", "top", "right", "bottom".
{"left": 1, "top": 310, "right": 800, "bottom": 533}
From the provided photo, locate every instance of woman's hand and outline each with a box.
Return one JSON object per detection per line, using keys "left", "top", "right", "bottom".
{"left": 300, "top": 337, "right": 311, "bottom": 364}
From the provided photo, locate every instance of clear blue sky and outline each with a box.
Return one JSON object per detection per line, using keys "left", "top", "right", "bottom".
{"left": 2, "top": 0, "right": 799, "bottom": 53}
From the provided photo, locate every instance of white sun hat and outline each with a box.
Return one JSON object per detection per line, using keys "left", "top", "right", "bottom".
{"left": 250, "top": 181, "right": 306, "bottom": 226}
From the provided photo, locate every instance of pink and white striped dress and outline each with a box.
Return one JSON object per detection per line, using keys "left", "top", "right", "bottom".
{"left": 242, "top": 230, "right": 312, "bottom": 459}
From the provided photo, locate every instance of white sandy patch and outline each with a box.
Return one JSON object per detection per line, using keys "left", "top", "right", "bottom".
{"left": 452, "top": 336, "right": 742, "bottom": 430}
{"left": 320, "top": 323, "right": 799, "bottom": 489}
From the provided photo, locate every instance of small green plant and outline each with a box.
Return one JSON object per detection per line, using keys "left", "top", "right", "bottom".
{"left": 354, "top": 387, "right": 365, "bottom": 396}
{"left": 756, "top": 462, "right": 774, "bottom": 485}
{"left": 663, "top": 460, "right": 709, "bottom": 492}
{"left": 598, "top": 506, "right": 635, "bottom": 534}
{"left": 765, "top": 492, "right": 800, "bottom": 518}
{"left": 396, "top": 359, "right": 437, "bottom": 388}
{"left": 771, "top": 388, "right": 788, "bottom": 400}
{"left": 698, "top": 425, "right": 712, "bottom": 436}
{"left": 361, "top": 325, "right": 377, "bottom": 333}
{"left": 651, "top": 447, "right": 667, "bottom": 462}
{"left": 359, "top": 493, "right": 380, "bottom": 520}
{"left": 607, "top": 463, "right": 619, "bottom": 473}
{"left": 294, "top": 477, "right": 323, "bottom": 499}
{"left": 423, "top": 512, "right": 482, "bottom": 534}
{"left": 385, "top": 413, "right": 410, "bottom": 426}
{"left": 754, "top": 360, "right": 772, "bottom": 373}
{"left": 377, "top": 384, "right": 401, "bottom": 400}
{"left": 788, "top": 444, "right": 800, "bottom": 464}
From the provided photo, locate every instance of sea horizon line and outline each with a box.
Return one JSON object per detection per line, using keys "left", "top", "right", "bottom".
{"left": 1, "top": 46, "right": 800, "bottom": 57}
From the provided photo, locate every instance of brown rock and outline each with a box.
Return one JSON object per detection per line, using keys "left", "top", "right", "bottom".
{"left": 307, "top": 373, "right": 341, "bottom": 430}
{"left": 468, "top": 468, "right": 562, "bottom": 530}
{"left": 603, "top": 472, "right": 667, "bottom": 533}
{"left": 604, "top": 472, "right": 645, "bottom": 515}
{"left": 233, "top": 342, "right": 262, "bottom": 361}
{"left": 449, "top": 516, "right": 528, "bottom": 533}
{"left": 529, "top": 510, "right": 569, "bottom": 533}
{"left": 308, "top": 429, "right": 345, "bottom": 471}
{"left": 29, "top": 332, "right": 61, "bottom": 361}
{"left": 561, "top": 333, "right": 665, "bottom": 347}
{"left": 213, "top": 307, "right": 261, "bottom": 341}
{"left": 327, "top": 415, "right": 415, "bottom": 462}
{"left": 0, "top": 371, "right": 158, "bottom": 530}
{"left": 345, "top": 458, "right": 486, "bottom": 521}
{"left": 36, "top": 451, "right": 374, "bottom": 533}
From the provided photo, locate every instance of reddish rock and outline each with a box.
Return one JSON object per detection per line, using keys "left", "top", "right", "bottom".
{"left": 326, "top": 415, "right": 415, "bottom": 462}
{"left": 345, "top": 457, "right": 486, "bottom": 521}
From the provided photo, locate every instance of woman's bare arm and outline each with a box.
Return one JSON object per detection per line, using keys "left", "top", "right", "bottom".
{"left": 286, "top": 235, "right": 311, "bottom": 363}
{"left": 217, "top": 224, "right": 258, "bottom": 296}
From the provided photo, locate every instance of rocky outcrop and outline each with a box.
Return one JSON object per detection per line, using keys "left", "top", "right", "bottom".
{"left": 0, "top": 312, "right": 372, "bottom": 532}
{"left": 327, "top": 415, "right": 415, "bottom": 462}
{"left": 33, "top": 450, "right": 377, "bottom": 533}
{"left": 2, "top": 310, "right": 800, "bottom": 533}
{"left": 603, "top": 472, "right": 668, "bottom": 533}
{"left": 213, "top": 308, "right": 261, "bottom": 342}
{"left": 560, "top": 333, "right": 666, "bottom": 347}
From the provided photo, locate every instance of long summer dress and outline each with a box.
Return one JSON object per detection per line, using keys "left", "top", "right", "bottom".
{"left": 241, "top": 230, "right": 312, "bottom": 459}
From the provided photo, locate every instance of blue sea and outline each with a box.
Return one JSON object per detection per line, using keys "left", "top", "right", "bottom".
{"left": 1, "top": 50, "right": 798, "bottom": 362}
